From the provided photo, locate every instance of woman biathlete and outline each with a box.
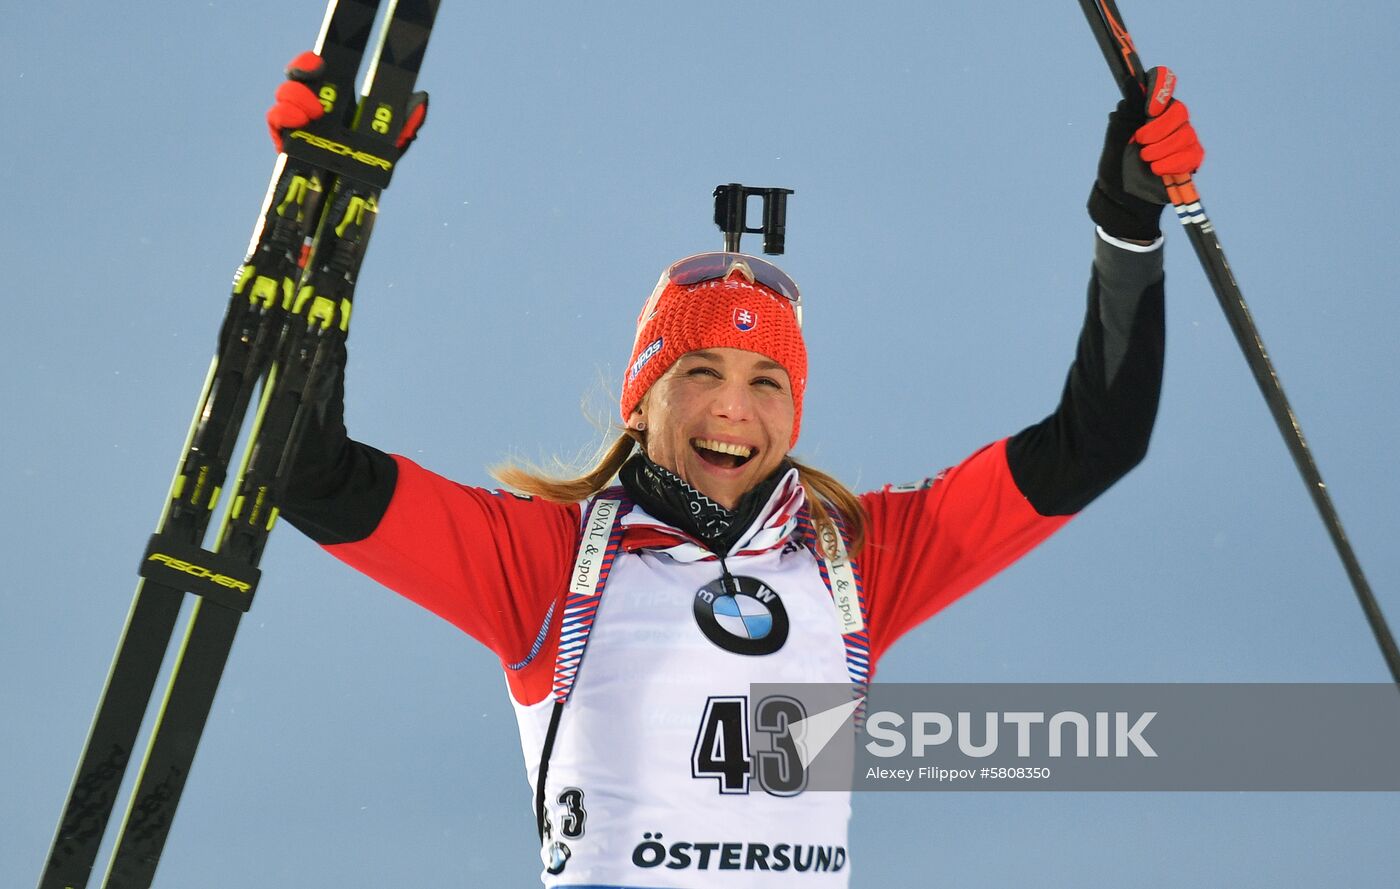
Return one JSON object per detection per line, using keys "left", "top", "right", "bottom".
{"left": 269, "top": 52, "right": 1204, "bottom": 889}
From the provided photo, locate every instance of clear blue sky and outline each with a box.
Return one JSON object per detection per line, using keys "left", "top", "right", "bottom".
{"left": 5, "top": 1, "right": 1399, "bottom": 886}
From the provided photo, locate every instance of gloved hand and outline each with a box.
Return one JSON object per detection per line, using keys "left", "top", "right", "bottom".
{"left": 1088, "top": 66, "right": 1205, "bottom": 241}
{"left": 265, "top": 51, "right": 429, "bottom": 154}
{"left": 266, "top": 51, "right": 328, "bottom": 153}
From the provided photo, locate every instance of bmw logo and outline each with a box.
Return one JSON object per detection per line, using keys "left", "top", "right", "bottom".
{"left": 693, "top": 575, "right": 789, "bottom": 656}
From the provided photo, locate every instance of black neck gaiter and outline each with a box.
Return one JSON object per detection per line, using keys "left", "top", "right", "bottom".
{"left": 619, "top": 453, "right": 789, "bottom": 556}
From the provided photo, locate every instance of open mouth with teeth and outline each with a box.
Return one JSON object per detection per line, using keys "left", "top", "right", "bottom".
{"left": 692, "top": 438, "right": 756, "bottom": 470}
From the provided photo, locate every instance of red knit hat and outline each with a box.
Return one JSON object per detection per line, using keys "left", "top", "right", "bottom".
{"left": 621, "top": 270, "right": 808, "bottom": 447}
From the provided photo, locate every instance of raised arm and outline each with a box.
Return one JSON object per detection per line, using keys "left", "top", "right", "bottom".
{"left": 1009, "top": 66, "right": 1201, "bottom": 513}
{"left": 266, "top": 56, "right": 577, "bottom": 674}
{"left": 858, "top": 70, "right": 1204, "bottom": 664}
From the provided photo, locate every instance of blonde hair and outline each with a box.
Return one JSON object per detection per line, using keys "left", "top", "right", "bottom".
{"left": 492, "top": 430, "right": 866, "bottom": 560}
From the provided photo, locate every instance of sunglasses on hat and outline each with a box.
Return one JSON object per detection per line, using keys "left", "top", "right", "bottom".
{"left": 639, "top": 252, "right": 803, "bottom": 331}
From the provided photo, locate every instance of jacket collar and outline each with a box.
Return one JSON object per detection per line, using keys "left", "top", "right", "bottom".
{"left": 619, "top": 466, "right": 805, "bottom": 563}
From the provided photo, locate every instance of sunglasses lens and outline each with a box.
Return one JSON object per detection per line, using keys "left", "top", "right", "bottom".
{"left": 668, "top": 254, "right": 735, "bottom": 286}
{"left": 666, "top": 253, "right": 800, "bottom": 303}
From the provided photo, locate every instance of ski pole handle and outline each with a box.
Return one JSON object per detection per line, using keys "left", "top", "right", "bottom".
{"left": 1080, "top": 2, "right": 1204, "bottom": 225}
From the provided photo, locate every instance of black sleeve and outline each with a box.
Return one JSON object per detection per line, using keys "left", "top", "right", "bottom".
{"left": 1005, "top": 233, "right": 1166, "bottom": 516}
{"left": 277, "top": 340, "right": 399, "bottom": 546}
{"left": 280, "top": 434, "right": 399, "bottom": 545}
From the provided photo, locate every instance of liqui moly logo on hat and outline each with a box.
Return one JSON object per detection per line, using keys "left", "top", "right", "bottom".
{"left": 629, "top": 337, "right": 664, "bottom": 382}
{"left": 733, "top": 307, "right": 758, "bottom": 331}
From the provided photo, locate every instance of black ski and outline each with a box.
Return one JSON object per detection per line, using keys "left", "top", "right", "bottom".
{"left": 37, "top": 4, "right": 380, "bottom": 885}
{"left": 98, "top": 3, "right": 439, "bottom": 886}
{"left": 35, "top": 2, "right": 437, "bottom": 887}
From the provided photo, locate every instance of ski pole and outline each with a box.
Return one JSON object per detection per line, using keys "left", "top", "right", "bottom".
{"left": 1075, "top": 0, "right": 1400, "bottom": 685}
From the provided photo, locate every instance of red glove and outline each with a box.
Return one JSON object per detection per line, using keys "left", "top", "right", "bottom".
{"left": 266, "top": 51, "right": 327, "bottom": 153}
{"left": 395, "top": 91, "right": 429, "bottom": 152}
{"left": 1088, "top": 66, "right": 1206, "bottom": 240}
{"left": 1134, "top": 67, "right": 1204, "bottom": 177}
{"left": 265, "top": 51, "right": 429, "bottom": 154}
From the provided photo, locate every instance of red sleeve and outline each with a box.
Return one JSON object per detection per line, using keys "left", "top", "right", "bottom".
{"left": 322, "top": 455, "right": 579, "bottom": 676}
{"left": 859, "top": 438, "right": 1071, "bottom": 669}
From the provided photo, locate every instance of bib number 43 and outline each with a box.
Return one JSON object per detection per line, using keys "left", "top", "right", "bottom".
{"left": 691, "top": 695, "right": 808, "bottom": 797}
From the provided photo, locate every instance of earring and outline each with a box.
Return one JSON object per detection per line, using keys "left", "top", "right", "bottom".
{"left": 636, "top": 421, "right": 647, "bottom": 432}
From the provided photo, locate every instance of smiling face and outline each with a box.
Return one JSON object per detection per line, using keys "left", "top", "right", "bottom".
{"left": 631, "top": 347, "right": 796, "bottom": 509}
